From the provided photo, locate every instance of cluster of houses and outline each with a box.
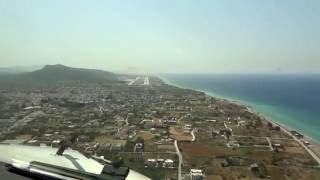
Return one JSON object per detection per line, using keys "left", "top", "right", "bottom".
{"left": 145, "top": 158, "right": 175, "bottom": 168}
{"left": 163, "top": 117, "right": 178, "bottom": 125}
{"left": 290, "top": 130, "right": 312, "bottom": 147}
{"left": 155, "top": 137, "right": 174, "bottom": 145}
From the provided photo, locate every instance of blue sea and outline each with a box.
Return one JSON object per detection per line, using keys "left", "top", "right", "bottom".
{"left": 161, "top": 74, "right": 320, "bottom": 141}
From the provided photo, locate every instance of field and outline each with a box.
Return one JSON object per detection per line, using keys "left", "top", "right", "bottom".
{"left": 169, "top": 127, "right": 193, "bottom": 141}
{"left": 157, "top": 144, "right": 176, "bottom": 152}
{"left": 137, "top": 131, "right": 154, "bottom": 141}
{"left": 15, "top": 134, "right": 33, "bottom": 140}
{"left": 93, "top": 135, "right": 127, "bottom": 145}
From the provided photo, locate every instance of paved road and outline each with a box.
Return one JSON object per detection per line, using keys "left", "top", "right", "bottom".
{"left": 143, "top": 77, "right": 150, "bottom": 86}
{"left": 266, "top": 137, "right": 274, "bottom": 151}
{"left": 246, "top": 106, "right": 320, "bottom": 165}
{"left": 279, "top": 126, "right": 320, "bottom": 166}
{"left": 293, "top": 136, "right": 320, "bottom": 166}
{"left": 174, "top": 140, "right": 182, "bottom": 180}
{"left": 125, "top": 115, "right": 129, "bottom": 126}
{"left": 191, "top": 130, "right": 196, "bottom": 142}
{"left": 128, "top": 77, "right": 140, "bottom": 86}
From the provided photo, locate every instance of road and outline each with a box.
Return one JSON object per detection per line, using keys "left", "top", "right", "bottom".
{"left": 223, "top": 121, "right": 228, "bottom": 129}
{"left": 246, "top": 106, "right": 320, "bottom": 165}
{"left": 293, "top": 136, "right": 320, "bottom": 166}
{"left": 177, "top": 114, "right": 187, "bottom": 124}
{"left": 143, "top": 77, "right": 150, "bottom": 85}
{"left": 174, "top": 140, "right": 182, "bottom": 180}
{"left": 191, "top": 129, "right": 196, "bottom": 142}
{"left": 266, "top": 137, "right": 274, "bottom": 151}
{"left": 125, "top": 114, "right": 129, "bottom": 126}
{"left": 279, "top": 126, "right": 320, "bottom": 166}
{"left": 128, "top": 77, "right": 140, "bottom": 86}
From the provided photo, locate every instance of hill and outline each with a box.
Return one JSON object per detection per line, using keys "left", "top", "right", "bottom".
{"left": 25, "top": 64, "right": 116, "bottom": 82}
{"left": 0, "top": 65, "right": 118, "bottom": 88}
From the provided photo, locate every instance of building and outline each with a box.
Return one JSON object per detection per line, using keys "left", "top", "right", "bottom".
{"left": 145, "top": 159, "right": 157, "bottom": 168}
{"left": 183, "top": 124, "right": 192, "bottom": 133}
{"left": 164, "top": 159, "right": 174, "bottom": 168}
{"left": 237, "top": 120, "right": 246, "bottom": 126}
{"left": 134, "top": 143, "right": 144, "bottom": 152}
{"left": 190, "top": 169, "right": 205, "bottom": 180}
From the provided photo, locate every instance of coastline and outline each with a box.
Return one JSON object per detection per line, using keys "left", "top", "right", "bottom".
{"left": 159, "top": 75, "right": 320, "bottom": 163}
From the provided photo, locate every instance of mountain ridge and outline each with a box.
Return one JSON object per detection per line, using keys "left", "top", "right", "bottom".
{"left": 0, "top": 64, "right": 119, "bottom": 88}
{"left": 25, "top": 64, "right": 115, "bottom": 81}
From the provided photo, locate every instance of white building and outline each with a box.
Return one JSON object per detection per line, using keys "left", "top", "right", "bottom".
{"left": 190, "top": 169, "right": 205, "bottom": 180}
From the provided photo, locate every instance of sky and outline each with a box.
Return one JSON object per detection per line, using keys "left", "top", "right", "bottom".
{"left": 0, "top": 0, "right": 319, "bottom": 74}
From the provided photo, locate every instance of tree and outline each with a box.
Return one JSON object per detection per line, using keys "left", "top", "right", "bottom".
{"left": 112, "top": 156, "right": 124, "bottom": 168}
{"left": 226, "top": 130, "right": 232, "bottom": 141}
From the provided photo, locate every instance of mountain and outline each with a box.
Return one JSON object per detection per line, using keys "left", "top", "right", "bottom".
{"left": 0, "top": 64, "right": 118, "bottom": 88}
{"left": 25, "top": 64, "right": 116, "bottom": 82}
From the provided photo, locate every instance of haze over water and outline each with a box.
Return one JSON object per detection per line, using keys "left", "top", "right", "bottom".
{"left": 162, "top": 74, "right": 320, "bottom": 141}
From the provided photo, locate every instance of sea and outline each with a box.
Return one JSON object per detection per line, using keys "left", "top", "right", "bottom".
{"left": 160, "top": 74, "right": 320, "bottom": 142}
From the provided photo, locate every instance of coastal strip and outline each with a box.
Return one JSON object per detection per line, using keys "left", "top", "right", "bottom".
{"left": 160, "top": 76, "right": 320, "bottom": 166}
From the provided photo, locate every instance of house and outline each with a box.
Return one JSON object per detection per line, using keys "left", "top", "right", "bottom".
{"left": 190, "top": 169, "right": 205, "bottom": 180}
{"left": 184, "top": 124, "right": 192, "bottom": 129}
{"left": 164, "top": 117, "right": 177, "bottom": 125}
{"left": 145, "top": 159, "right": 157, "bottom": 168}
{"left": 206, "top": 120, "right": 217, "bottom": 123}
{"left": 237, "top": 120, "right": 246, "bottom": 126}
{"left": 134, "top": 143, "right": 144, "bottom": 152}
{"left": 302, "top": 139, "right": 311, "bottom": 147}
{"left": 23, "top": 106, "right": 41, "bottom": 110}
{"left": 211, "top": 131, "right": 219, "bottom": 138}
{"left": 219, "top": 129, "right": 232, "bottom": 139}
{"left": 226, "top": 141, "right": 240, "bottom": 148}
{"left": 273, "top": 143, "right": 285, "bottom": 152}
{"left": 250, "top": 163, "right": 269, "bottom": 178}
{"left": 51, "top": 140, "right": 61, "bottom": 147}
{"left": 183, "top": 124, "right": 192, "bottom": 133}
{"left": 155, "top": 137, "right": 174, "bottom": 145}
{"left": 164, "top": 159, "right": 174, "bottom": 168}
{"left": 290, "top": 131, "right": 304, "bottom": 139}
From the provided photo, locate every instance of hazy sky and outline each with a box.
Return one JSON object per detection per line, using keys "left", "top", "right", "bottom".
{"left": 0, "top": 0, "right": 319, "bottom": 74}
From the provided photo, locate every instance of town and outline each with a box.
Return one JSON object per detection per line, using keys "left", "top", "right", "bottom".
{"left": 0, "top": 75, "right": 319, "bottom": 180}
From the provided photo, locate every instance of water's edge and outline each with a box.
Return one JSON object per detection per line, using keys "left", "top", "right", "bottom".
{"left": 159, "top": 75, "right": 320, "bottom": 143}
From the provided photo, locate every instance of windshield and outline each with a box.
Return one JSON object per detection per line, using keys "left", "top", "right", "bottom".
{"left": 0, "top": 1, "right": 320, "bottom": 180}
